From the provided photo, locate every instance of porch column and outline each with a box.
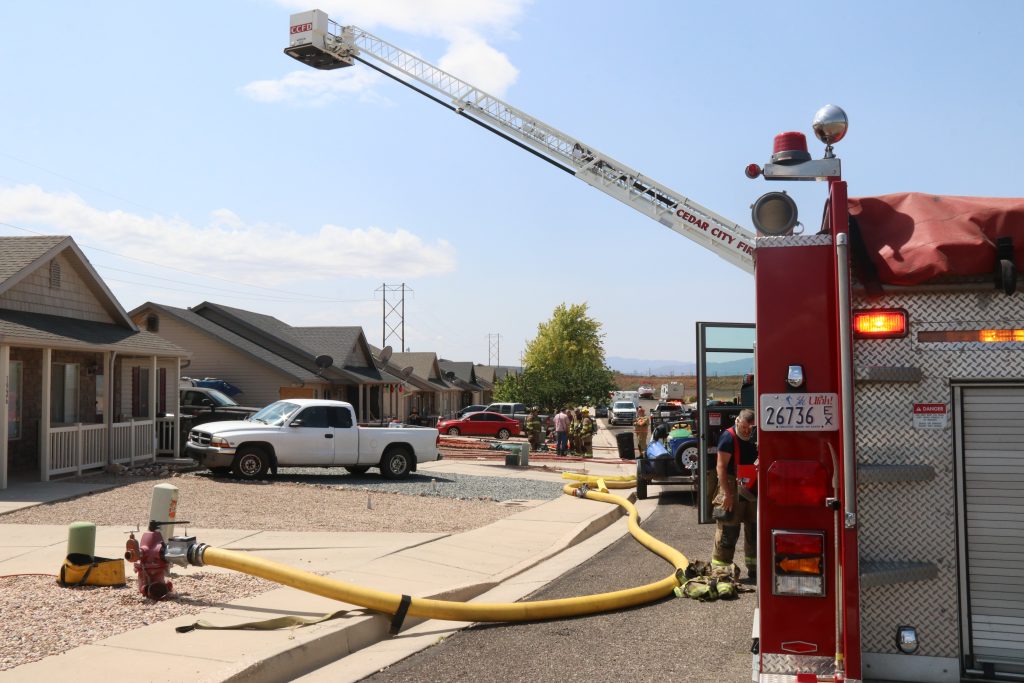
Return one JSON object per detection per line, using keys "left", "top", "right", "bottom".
{"left": 40, "top": 348, "right": 51, "bottom": 482}
{"left": 174, "top": 356, "right": 181, "bottom": 458}
{"left": 359, "top": 383, "right": 365, "bottom": 422}
{"left": 0, "top": 344, "right": 9, "bottom": 490}
{"left": 149, "top": 356, "right": 158, "bottom": 421}
{"left": 104, "top": 352, "right": 113, "bottom": 464}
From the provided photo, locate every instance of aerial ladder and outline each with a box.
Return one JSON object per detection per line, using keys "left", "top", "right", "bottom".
{"left": 283, "top": 9, "right": 755, "bottom": 274}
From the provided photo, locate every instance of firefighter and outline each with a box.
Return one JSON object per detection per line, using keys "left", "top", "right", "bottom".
{"left": 580, "top": 409, "right": 594, "bottom": 457}
{"left": 633, "top": 406, "right": 649, "bottom": 457}
{"left": 712, "top": 409, "right": 758, "bottom": 581}
{"left": 525, "top": 407, "right": 543, "bottom": 451}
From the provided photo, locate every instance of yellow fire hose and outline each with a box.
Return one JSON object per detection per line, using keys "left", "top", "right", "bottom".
{"left": 187, "top": 474, "right": 689, "bottom": 625}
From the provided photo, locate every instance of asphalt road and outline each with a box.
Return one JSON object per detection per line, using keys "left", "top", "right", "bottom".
{"left": 364, "top": 490, "right": 756, "bottom": 683}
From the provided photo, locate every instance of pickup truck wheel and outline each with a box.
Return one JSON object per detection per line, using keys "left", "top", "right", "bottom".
{"left": 675, "top": 445, "right": 700, "bottom": 474}
{"left": 447, "top": 427, "right": 460, "bottom": 436}
{"left": 233, "top": 447, "right": 270, "bottom": 480}
{"left": 345, "top": 465, "right": 370, "bottom": 475}
{"left": 496, "top": 428, "right": 511, "bottom": 440}
{"left": 380, "top": 447, "right": 413, "bottom": 479}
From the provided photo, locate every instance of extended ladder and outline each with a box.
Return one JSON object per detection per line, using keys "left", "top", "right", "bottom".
{"left": 285, "top": 11, "right": 755, "bottom": 273}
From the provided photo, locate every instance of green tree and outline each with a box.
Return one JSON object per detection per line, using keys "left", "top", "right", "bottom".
{"left": 493, "top": 303, "right": 615, "bottom": 412}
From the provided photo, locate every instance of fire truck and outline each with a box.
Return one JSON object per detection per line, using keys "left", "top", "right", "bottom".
{"left": 283, "top": 11, "right": 1024, "bottom": 681}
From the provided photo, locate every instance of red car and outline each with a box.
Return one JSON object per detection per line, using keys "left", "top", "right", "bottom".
{"left": 436, "top": 411, "right": 521, "bottom": 439}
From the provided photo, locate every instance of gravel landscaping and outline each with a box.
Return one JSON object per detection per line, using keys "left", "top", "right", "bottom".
{"left": 0, "top": 468, "right": 563, "bottom": 672}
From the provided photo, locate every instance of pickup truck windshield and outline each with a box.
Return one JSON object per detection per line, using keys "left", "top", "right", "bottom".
{"left": 613, "top": 402, "right": 635, "bottom": 410}
{"left": 204, "top": 388, "right": 239, "bottom": 407}
{"left": 249, "top": 401, "right": 300, "bottom": 426}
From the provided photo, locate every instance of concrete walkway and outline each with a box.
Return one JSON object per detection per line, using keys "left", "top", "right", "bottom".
{"left": 0, "top": 458, "right": 658, "bottom": 683}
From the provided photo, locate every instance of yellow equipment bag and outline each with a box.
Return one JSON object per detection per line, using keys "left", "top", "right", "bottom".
{"left": 57, "top": 553, "right": 126, "bottom": 588}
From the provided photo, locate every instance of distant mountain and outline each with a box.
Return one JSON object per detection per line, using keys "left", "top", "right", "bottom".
{"left": 607, "top": 356, "right": 753, "bottom": 376}
{"left": 607, "top": 356, "right": 696, "bottom": 375}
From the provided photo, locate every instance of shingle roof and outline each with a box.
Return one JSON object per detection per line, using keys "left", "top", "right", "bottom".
{"left": 0, "top": 309, "right": 185, "bottom": 355}
{"left": 192, "top": 302, "right": 396, "bottom": 385}
{"left": 137, "top": 303, "right": 320, "bottom": 382}
{"left": 392, "top": 352, "right": 442, "bottom": 381}
{"left": 0, "top": 235, "right": 68, "bottom": 283}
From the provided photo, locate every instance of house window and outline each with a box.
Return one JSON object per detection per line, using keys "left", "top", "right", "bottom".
{"left": 49, "top": 260, "right": 62, "bottom": 289}
{"left": 50, "top": 363, "right": 79, "bottom": 424}
{"left": 7, "top": 361, "right": 22, "bottom": 439}
{"left": 146, "top": 314, "right": 159, "bottom": 332}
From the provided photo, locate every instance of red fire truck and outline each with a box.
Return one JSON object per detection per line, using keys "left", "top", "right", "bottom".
{"left": 746, "top": 115, "right": 1024, "bottom": 682}
{"left": 284, "top": 12, "right": 1024, "bottom": 681}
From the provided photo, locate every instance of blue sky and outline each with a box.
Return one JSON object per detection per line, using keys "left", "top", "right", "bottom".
{"left": 0, "top": 1, "right": 1021, "bottom": 366}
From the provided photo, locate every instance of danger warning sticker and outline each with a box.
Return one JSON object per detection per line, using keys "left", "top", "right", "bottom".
{"left": 913, "top": 403, "right": 948, "bottom": 429}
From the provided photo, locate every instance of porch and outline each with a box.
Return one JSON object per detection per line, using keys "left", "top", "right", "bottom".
{"left": 43, "top": 417, "right": 178, "bottom": 478}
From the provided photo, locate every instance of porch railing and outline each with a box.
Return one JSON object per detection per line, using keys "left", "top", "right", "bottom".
{"left": 155, "top": 416, "right": 177, "bottom": 456}
{"left": 45, "top": 419, "right": 157, "bottom": 480}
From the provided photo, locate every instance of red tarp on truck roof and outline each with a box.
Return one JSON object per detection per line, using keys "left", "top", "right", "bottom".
{"left": 848, "top": 193, "right": 1024, "bottom": 286}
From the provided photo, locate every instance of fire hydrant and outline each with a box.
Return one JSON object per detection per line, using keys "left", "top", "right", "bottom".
{"left": 125, "top": 521, "right": 177, "bottom": 600}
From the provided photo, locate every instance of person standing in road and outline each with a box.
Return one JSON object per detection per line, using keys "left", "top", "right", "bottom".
{"left": 633, "top": 406, "right": 649, "bottom": 458}
{"left": 525, "top": 407, "right": 543, "bottom": 451}
{"left": 712, "top": 409, "right": 758, "bottom": 581}
{"left": 553, "top": 407, "right": 570, "bottom": 456}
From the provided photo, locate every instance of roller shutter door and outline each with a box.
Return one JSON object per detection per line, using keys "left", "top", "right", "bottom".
{"left": 963, "top": 385, "right": 1024, "bottom": 669}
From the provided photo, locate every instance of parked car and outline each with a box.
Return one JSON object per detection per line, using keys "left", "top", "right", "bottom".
{"left": 637, "top": 385, "right": 655, "bottom": 400}
{"left": 185, "top": 399, "right": 440, "bottom": 480}
{"left": 608, "top": 400, "right": 638, "bottom": 426}
{"left": 180, "top": 386, "right": 260, "bottom": 425}
{"left": 594, "top": 403, "right": 609, "bottom": 418}
{"left": 483, "top": 402, "right": 550, "bottom": 430}
{"left": 456, "top": 404, "right": 488, "bottom": 418}
{"left": 436, "top": 412, "right": 521, "bottom": 439}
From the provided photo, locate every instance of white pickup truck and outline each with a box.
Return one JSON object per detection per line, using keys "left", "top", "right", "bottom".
{"left": 184, "top": 398, "right": 440, "bottom": 480}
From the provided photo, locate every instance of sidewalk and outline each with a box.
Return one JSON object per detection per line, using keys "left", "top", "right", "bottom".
{"left": 0, "top": 460, "right": 649, "bottom": 683}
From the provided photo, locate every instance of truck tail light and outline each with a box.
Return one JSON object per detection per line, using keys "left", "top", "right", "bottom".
{"left": 773, "top": 530, "right": 826, "bottom": 596}
{"left": 853, "top": 309, "right": 907, "bottom": 338}
{"left": 766, "top": 460, "right": 827, "bottom": 507}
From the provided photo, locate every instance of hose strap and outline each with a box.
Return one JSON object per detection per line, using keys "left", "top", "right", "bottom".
{"left": 390, "top": 594, "right": 413, "bottom": 635}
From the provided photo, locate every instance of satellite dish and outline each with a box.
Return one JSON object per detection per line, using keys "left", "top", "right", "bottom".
{"left": 374, "top": 345, "right": 393, "bottom": 368}
{"left": 400, "top": 366, "right": 414, "bottom": 380}
{"left": 314, "top": 354, "right": 334, "bottom": 369}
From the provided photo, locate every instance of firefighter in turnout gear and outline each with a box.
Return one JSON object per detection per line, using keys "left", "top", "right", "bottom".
{"left": 525, "top": 407, "right": 543, "bottom": 451}
{"left": 712, "top": 409, "right": 758, "bottom": 580}
{"left": 580, "top": 409, "right": 594, "bottom": 457}
{"left": 633, "top": 406, "right": 649, "bottom": 458}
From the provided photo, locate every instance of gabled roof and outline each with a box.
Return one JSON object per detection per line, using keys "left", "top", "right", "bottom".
{"left": 438, "top": 359, "right": 486, "bottom": 391}
{"left": 0, "top": 235, "right": 135, "bottom": 328}
{"left": 130, "top": 303, "right": 320, "bottom": 382}
{"left": 189, "top": 301, "right": 393, "bottom": 385}
{"left": 0, "top": 309, "right": 185, "bottom": 356}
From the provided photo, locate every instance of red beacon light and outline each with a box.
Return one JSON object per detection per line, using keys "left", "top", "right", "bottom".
{"left": 771, "top": 131, "right": 811, "bottom": 164}
{"left": 744, "top": 163, "right": 762, "bottom": 179}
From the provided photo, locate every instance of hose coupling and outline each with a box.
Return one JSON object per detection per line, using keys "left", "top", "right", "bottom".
{"left": 164, "top": 536, "right": 208, "bottom": 566}
{"left": 573, "top": 484, "right": 590, "bottom": 498}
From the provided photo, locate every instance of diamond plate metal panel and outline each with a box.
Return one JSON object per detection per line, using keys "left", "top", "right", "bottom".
{"left": 761, "top": 653, "right": 836, "bottom": 676}
{"left": 858, "top": 464, "right": 935, "bottom": 484}
{"left": 757, "top": 234, "right": 833, "bottom": 248}
{"left": 853, "top": 288, "right": 1024, "bottom": 659}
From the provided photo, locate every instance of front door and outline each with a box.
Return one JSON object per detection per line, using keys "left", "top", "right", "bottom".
{"left": 957, "top": 384, "right": 1024, "bottom": 676}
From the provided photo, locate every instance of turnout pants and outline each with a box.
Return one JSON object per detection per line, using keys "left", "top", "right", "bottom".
{"left": 711, "top": 475, "right": 757, "bottom": 575}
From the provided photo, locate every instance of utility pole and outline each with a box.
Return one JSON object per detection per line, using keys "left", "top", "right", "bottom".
{"left": 376, "top": 283, "right": 411, "bottom": 351}
{"left": 488, "top": 333, "right": 501, "bottom": 366}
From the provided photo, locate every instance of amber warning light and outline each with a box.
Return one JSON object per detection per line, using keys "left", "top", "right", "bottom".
{"left": 853, "top": 309, "right": 907, "bottom": 338}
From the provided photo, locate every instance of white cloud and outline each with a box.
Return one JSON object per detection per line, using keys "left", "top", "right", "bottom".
{"left": 0, "top": 185, "right": 456, "bottom": 286}
{"left": 246, "top": 0, "right": 528, "bottom": 103}
{"left": 240, "top": 68, "right": 384, "bottom": 107}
